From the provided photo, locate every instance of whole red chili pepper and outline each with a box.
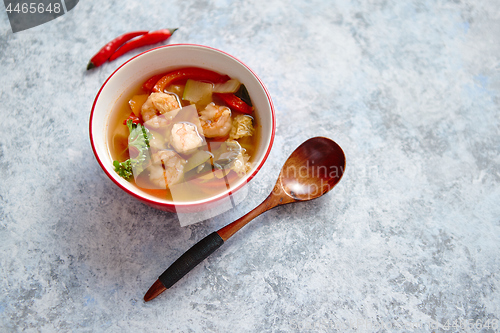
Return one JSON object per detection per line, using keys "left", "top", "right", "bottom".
{"left": 214, "top": 93, "right": 254, "bottom": 115}
{"left": 108, "top": 29, "right": 178, "bottom": 62}
{"left": 152, "top": 67, "right": 230, "bottom": 93}
{"left": 87, "top": 30, "right": 149, "bottom": 70}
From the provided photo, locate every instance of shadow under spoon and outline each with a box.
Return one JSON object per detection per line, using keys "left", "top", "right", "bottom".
{"left": 144, "top": 136, "right": 346, "bottom": 301}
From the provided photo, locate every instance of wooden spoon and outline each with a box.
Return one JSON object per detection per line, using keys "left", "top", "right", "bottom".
{"left": 144, "top": 136, "right": 346, "bottom": 301}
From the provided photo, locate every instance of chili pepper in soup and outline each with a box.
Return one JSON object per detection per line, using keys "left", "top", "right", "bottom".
{"left": 108, "top": 67, "right": 258, "bottom": 202}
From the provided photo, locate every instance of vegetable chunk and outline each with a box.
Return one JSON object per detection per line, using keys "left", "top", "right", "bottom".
{"left": 229, "top": 115, "right": 254, "bottom": 140}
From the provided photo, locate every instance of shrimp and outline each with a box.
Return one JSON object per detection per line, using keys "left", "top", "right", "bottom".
{"left": 171, "top": 122, "right": 203, "bottom": 154}
{"left": 199, "top": 102, "right": 232, "bottom": 138}
{"left": 148, "top": 150, "right": 186, "bottom": 188}
{"left": 141, "top": 92, "right": 181, "bottom": 128}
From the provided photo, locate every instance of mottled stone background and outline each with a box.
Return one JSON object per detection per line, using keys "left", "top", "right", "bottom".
{"left": 1, "top": 0, "right": 499, "bottom": 332}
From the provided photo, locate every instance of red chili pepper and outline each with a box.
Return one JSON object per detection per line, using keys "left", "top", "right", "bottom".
{"left": 108, "top": 29, "right": 178, "bottom": 62}
{"left": 142, "top": 74, "right": 165, "bottom": 91}
{"left": 214, "top": 93, "right": 254, "bottom": 114}
{"left": 87, "top": 30, "right": 149, "bottom": 70}
{"left": 123, "top": 112, "right": 141, "bottom": 125}
{"left": 152, "top": 67, "right": 230, "bottom": 93}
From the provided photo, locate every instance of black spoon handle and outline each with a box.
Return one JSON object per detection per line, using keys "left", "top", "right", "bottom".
{"left": 158, "top": 232, "right": 224, "bottom": 289}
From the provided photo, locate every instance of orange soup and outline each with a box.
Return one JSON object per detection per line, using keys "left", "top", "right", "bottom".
{"left": 107, "top": 67, "right": 258, "bottom": 202}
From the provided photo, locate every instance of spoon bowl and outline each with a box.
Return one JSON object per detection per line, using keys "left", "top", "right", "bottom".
{"left": 278, "top": 137, "right": 346, "bottom": 201}
{"left": 144, "top": 137, "right": 346, "bottom": 301}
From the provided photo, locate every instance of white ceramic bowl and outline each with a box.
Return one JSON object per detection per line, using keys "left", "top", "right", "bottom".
{"left": 90, "top": 44, "right": 275, "bottom": 212}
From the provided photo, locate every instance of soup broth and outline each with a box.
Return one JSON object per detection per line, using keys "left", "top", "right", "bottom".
{"left": 107, "top": 67, "right": 259, "bottom": 202}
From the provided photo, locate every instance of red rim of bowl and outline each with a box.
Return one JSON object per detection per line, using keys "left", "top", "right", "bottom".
{"left": 89, "top": 43, "right": 276, "bottom": 210}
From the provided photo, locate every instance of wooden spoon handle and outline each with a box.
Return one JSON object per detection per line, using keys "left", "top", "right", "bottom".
{"left": 156, "top": 193, "right": 280, "bottom": 291}
{"left": 217, "top": 193, "right": 280, "bottom": 241}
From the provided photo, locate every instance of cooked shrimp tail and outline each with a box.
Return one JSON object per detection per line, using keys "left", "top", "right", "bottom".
{"left": 199, "top": 102, "right": 232, "bottom": 138}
